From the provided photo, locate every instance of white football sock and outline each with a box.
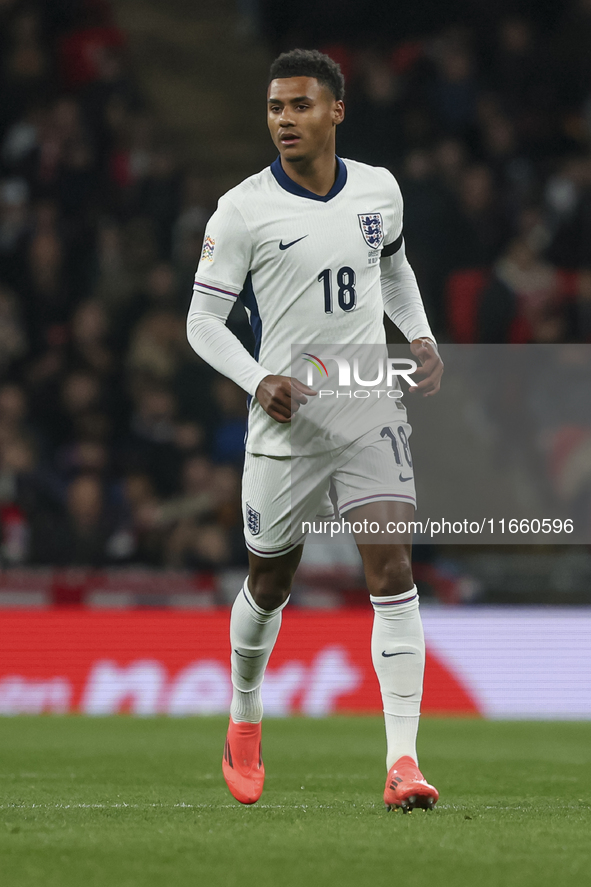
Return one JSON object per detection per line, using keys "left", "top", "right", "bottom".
{"left": 230, "top": 578, "right": 288, "bottom": 723}
{"left": 370, "top": 586, "right": 425, "bottom": 769}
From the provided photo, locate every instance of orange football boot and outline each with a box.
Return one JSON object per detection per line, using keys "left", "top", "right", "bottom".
{"left": 222, "top": 717, "right": 265, "bottom": 805}
{"left": 383, "top": 755, "right": 439, "bottom": 813}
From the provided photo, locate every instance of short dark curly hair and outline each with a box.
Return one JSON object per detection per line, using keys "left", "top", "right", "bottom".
{"left": 269, "top": 49, "right": 345, "bottom": 101}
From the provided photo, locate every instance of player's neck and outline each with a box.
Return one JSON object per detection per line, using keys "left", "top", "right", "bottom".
{"left": 280, "top": 151, "right": 338, "bottom": 197}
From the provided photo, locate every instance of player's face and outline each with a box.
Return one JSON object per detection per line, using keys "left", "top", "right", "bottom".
{"left": 267, "top": 77, "right": 344, "bottom": 163}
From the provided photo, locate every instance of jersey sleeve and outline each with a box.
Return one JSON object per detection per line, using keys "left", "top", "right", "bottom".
{"left": 193, "top": 195, "right": 253, "bottom": 301}
{"left": 187, "top": 195, "right": 272, "bottom": 396}
{"left": 186, "top": 291, "right": 271, "bottom": 396}
{"left": 380, "top": 170, "right": 404, "bottom": 258}
{"left": 381, "top": 241, "right": 436, "bottom": 343}
{"left": 377, "top": 168, "right": 435, "bottom": 341}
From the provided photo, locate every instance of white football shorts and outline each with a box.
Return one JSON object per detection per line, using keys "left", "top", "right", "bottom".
{"left": 242, "top": 422, "right": 416, "bottom": 557}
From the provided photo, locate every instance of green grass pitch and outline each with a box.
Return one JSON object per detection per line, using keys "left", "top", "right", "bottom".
{"left": 0, "top": 717, "right": 589, "bottom": 887}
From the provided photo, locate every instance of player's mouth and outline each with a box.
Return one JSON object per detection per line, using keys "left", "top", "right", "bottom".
{"left": 279, "top": 133, "right": 301, "bottom": 147}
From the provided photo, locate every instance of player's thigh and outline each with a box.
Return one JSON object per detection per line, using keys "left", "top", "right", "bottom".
{"left": 351, "top": 500, "right": 414, "bottom": 597}
{"left": 330, "top": 424, "right": 416, "bottom": 596}
{"left": 331, "top": 421, "right": 416, "bottom": 519}
{"left": 242, "top": 452, "right": 331, "bottom": 558}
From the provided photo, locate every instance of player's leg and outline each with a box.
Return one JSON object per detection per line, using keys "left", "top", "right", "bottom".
{"left": 224, "top": 450, "right": 327, "bottom": 804}
{"left": 353, "top": 501, "right": 422, "bottom": 763}
{"left": 224, "top": 545, "right": 303, "bottom": 805}
{"left": 232, "top": 451, "right": 313, "bottom": 722}
{"left": 230, "top": 545, "right": 303, "bottom": 724}
{"left": 352, "top": 500, "right": 438, "bottom": 811}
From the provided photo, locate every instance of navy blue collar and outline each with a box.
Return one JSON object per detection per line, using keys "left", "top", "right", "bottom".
{"left": 270, "top": 156, "right": 347, "bottom": 202}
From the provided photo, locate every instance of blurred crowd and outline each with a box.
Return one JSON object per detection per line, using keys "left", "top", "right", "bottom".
{"left": 0, "top": 0, "right": 250, "bottom": 568}
{"left": 326, "top": 2, "right": 591, "bottom": 340}
{"left": 1, "top": 0, "right": 591, "bottom": 569}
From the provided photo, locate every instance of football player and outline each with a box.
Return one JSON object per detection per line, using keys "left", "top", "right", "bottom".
{"left": 187, "top": 49, "right": 443, "bottom": 812}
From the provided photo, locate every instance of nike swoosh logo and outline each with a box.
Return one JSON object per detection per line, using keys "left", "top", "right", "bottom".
{"left": 234, "top": 650, "right": 264, "bottom": 659}
{"left": 399, "top": 474, "right": 413, "bottom": 482}
{"left": 382, "top": 651, "right": 415, "bottom": 657}
{"left": 279, "top": 236, "right": 308, "bottom": 250}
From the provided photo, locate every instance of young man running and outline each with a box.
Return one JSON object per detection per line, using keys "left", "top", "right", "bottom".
{"left": 187, "top": 49, "right": 444, "bottom": 812}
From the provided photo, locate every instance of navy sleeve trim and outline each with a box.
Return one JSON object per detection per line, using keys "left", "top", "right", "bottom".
{"left": 193, "top": 280, "right": 238, "bottom": 299}
{"left": 381, "top": 232, "right": 403, "bottom": 257}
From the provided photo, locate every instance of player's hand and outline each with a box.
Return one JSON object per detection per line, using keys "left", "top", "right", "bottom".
{"left": 255, "top": 375, "right": 317, "bottom": 423}
{"left": 408, "top": 338, "right": 444, "bottom": 397}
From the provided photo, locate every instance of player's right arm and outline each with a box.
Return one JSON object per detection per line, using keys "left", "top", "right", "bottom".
{"left": 186, "top": 197, "right": 315, "bottom": 421}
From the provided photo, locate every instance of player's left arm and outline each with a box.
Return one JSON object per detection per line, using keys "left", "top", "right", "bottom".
{"left": 380, "top": 240, "right": 444, "bottom": 397}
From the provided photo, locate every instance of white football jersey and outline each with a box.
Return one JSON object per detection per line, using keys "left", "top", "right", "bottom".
{"left": 193, "top": 157, "right": 410, "bottom": 456}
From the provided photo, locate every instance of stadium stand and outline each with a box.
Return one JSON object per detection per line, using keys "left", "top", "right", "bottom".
{"left": 0, "top": 0, "right": 590, "bottom": 602}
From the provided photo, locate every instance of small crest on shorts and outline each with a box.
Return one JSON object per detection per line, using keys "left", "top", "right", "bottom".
{"left": 358, "top": 213, "right": 384, "bottom": 249}
{"left": 246, "top": 502, "right": 260, "bottom": 536}
{"left": 200, "top": 235, "right": 215, "bottom": 262}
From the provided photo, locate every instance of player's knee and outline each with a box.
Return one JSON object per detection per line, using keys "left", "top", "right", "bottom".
{"left": 367, "top": 552, "right": 413, "bottom": 597}
{"left": 248, "top": 571, "right": 293, "bottom": 611}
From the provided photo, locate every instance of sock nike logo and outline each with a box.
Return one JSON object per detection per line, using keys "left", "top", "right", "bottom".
{"left": 234, "top": 650, "right": 264, "bottom": 659}
{"left": 381, "top": 651, "right": 415, "bottom": 657}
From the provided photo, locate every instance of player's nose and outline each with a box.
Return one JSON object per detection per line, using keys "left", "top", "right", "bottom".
{"left": 278, "top": 109, "right": 295, "bottom": 127}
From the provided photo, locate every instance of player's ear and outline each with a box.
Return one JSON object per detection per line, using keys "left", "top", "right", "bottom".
{"left": 333, "top": 100, "right": 345, "bottom": 126}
